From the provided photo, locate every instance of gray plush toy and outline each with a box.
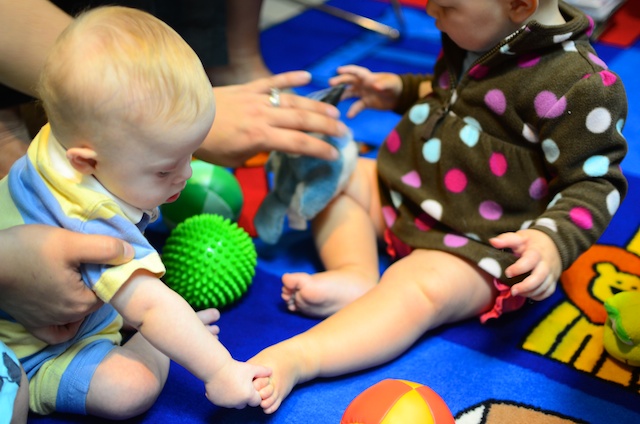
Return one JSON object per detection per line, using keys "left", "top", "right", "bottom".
{"left": 254, "top": 85, "right": 358, "bottom": 244}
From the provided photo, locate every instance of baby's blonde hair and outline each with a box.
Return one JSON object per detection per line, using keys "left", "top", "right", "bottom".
{"left": 38, "top": 6, "right": 213, "bottom": 145}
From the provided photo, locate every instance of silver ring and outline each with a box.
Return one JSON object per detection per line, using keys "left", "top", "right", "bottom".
{"left": 269, "top": 87, "right": 281, "bottom": 108}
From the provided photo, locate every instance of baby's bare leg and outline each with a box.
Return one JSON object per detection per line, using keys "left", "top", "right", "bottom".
{"left": 85, "top": 333, "right": 169, "bottom": 419}
{"left": 253, "top": 249, "right": 497, "bottom": 413}
{"left": 283, "top": 159, "right": 383, "bottom": 317}
{"left": 85, "top": 309, "right": 219, "bottom": 419}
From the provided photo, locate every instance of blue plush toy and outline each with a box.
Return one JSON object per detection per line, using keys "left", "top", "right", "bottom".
{"left": 254, "top": 85, "right": 358, "bottom": 244}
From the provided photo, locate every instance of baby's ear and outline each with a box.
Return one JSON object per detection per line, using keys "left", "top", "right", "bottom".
{"left": 508, "top": 0, "right": 537, "bottom": 24}
{"left": 66, "top": 147, "right": 98, "bottom": 174}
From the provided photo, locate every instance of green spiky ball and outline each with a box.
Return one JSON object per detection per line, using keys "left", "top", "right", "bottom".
{"left": 162, "top": 214, "right": 257, "bottom": 310}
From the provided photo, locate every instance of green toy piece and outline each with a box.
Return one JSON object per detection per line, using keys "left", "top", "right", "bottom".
{"left": 603, "top": 290, "right": 640, "bottom": 367}
{"left": 162, "top": 214, "right": 257, "bottom": 310}
{"left": 160, "top": 160, "right": 243, "bottom": 229}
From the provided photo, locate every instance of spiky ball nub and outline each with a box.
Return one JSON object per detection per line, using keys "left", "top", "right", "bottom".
{"left": 162, "top": 214, "right": 257, "bottom": 310}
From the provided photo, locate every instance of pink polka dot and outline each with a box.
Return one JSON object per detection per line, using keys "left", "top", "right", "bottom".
{"left": 529, "top": 177, "right": 548, "bottom": 200}
{"left": 469, "top": 64, "right": 489, "bottom": 80}
{"left": 586, "top": 15, "right": 595, "bottom": 36}
{"left": 489, "top": 152, "right": 507, "bottom": 177}
{"left": 401, "top": 170, "right": 422, "bottom": 188}
{"left": 444, "top": 234, "right": 468, "bottom": 248}
{"left": 588, "top": 53, "right": 608, "bottom": 70}
{"left": 599, "top": 70, "right": 617, "bottom": 86}
{"left": 518, "top": 53, "right": 540, "bottom": 68}
{"left": 484, "top": 89, "right": 506, "bottom": 115}
{"left": 444, "top": 168, "right": 467, "bottom": 193}
{"left": 415, "top": 213, "right": 436, "bottom": 231}
{"left": 479, "top": 201, "right": 502, "bottom": 220}
{"left": 534, "top": 91, "right": 566, "bottom": 119}
{"left": 386, "top": 129, "right": 401, "bottom": 153}
{"left": 382, "top": 206, "right": 397, "bottom": 228}
{"left": 570, "top": 207, "right": 593, "bottom": 229}
{"left": 438, "top": 71, "right": 450, "bottom": 89}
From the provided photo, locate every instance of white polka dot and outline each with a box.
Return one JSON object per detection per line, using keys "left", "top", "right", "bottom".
{"left": 478, "top": 257, "right": 502, "bottom": 278}
{"left": 520, "top": 220, "right": 533, "bottom": 230}
{"left": 583, "top": 155, "right": 610, "bottom": 177}
{"left": 542, "top": 139, "right": 560, "bottom": 163}
{"left": 606, "top": 190, "right": 620, "bottom": 215}
{"left": 390, "top": 190, "right": 403, "bottom": 209}
{"left": 586, "top": 107, "right": 612, "bottom": 134}
{"left": 547, "top": 193, "right": 562, "bottom": 209}
{"left": 522, "top": 123, "right": 539, "bottom": 143}
{"left": 409, "top": 104, "right": 430, "bottom": 124}
{"left": 420, "top": 199, "right": 443, "bottom": 220}
{"left": 616, "top": 118, "right": 625, "bottom": 135}
{"left": 562, "top": 41, "right": 577, "bottom": 52}
{"left": 553, "top": 33, "right": 572, "bottom": 43}
{"left": 535, "top": 217, "right": 557, "bottom": 232}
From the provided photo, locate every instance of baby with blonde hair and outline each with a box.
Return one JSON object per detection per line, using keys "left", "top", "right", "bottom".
{"left": 0, "top": 6, "right": 269, "bottom": 420}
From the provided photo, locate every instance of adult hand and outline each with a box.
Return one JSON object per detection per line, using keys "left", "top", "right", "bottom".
{"left": 198, "top": 71, "right": 349, "bottom": 168}
{"left": 0, "top": 225, "right": 134, "bottom": 344}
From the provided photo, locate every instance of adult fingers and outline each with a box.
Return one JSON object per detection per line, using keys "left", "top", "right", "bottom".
{"left": 64, "top": 232, "right": 135, "bottom": 266}
{"left": 248, "top": 70, "right": 313, "bottom": 93}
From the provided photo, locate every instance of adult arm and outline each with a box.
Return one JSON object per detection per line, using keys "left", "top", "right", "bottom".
{"left": 0, "top": 0, "right": 72, "bottom": 96}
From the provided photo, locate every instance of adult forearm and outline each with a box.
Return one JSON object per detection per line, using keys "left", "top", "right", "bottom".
{"left": 0, "top": 0, "right": 72, "bottom": 96}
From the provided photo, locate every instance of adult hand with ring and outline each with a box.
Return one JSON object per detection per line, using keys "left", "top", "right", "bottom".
{"left": 269, "top": 87, "right": 281, "bottom": 108}
{"left": 198, "top": 71, "right": 349, "bottom": 168}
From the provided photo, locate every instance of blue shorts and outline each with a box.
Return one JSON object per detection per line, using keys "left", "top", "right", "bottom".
{"left": 0, "top": 341, "right": 22, "bottom": 424}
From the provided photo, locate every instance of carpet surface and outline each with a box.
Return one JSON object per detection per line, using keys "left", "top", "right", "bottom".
{"left": 30, "top": 1, "right": 640, "bottom": 422}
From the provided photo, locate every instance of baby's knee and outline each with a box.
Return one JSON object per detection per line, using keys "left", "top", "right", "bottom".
{"left": 88, "top": 372, "right": 165, "bottom": 420}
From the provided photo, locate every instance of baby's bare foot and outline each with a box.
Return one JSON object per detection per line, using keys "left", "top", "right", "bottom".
{"left": 282, "top": 270, "right": 376, "bottom": 318}
{"left": 249, "top": 342, "right": 306, "bottom": 414}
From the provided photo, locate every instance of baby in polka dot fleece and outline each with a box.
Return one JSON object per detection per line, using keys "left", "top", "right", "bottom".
{"left": 251, "top": 0, "right": 628, "bottom": 413}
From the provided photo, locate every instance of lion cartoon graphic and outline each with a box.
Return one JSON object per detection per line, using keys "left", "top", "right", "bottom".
{"left": 523, "top": 226, "right": 640, "bottom": 390}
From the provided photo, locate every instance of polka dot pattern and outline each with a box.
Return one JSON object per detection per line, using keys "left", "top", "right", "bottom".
{"left": 586, "top": 107, "right": 611, "bottom": 134}
{"left": 570, "top": 207, "right": 593, "bottom": 230}
{"left": 479, "top": 201, "right": 502, "bottom": 221}
{"left": 534, "top": 91, "right": 566, "bottom": 118}
{"left": 444, "top": 169, "right": 467, "bottom": 193}
{"left": 386, "top": 129, "right": 401, "bottom": 153}
{"left": 377, "top": 12, "right": 627, "bottom": 288}
{"left": 422, "top": 138, "right": 441, "bottom": 163}
{"left": 485, "top": 89, "right": 507, "bottom": 115}
{"left": 542, "top": 139, "right": 560, "bottom": 163}
{"left": 489, "top": 152, "right": 507, "bottom": 176}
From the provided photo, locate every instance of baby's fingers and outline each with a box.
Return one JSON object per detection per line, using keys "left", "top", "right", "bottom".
{"left": 489, "top": 232, "right": 523, "bottom": 251}
{"left": 505, "top": 248, "right": 540, "bottom": 279}
{"left": 346, "top": 100, "right": 366, "bottom": 118}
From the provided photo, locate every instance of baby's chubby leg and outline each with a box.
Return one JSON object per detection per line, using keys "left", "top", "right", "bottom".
{"left": 282, "top": 158, "right": 384, "bottom": 317}
{"left": 85, "top": 308, "right": 221, "bottom": 419}
{"left": 253, "top": 250, "right": 497, "bottom": 414}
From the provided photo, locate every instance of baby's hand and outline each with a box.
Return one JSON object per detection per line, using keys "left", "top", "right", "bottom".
{"left": 490, "top": 229, "right": 561, "bottom": 301}
{"left": 205, "top": 360, "right": 272, "bottom": 409}
{"left": 329, "top": 64, "right": 402, "bottom": 118}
